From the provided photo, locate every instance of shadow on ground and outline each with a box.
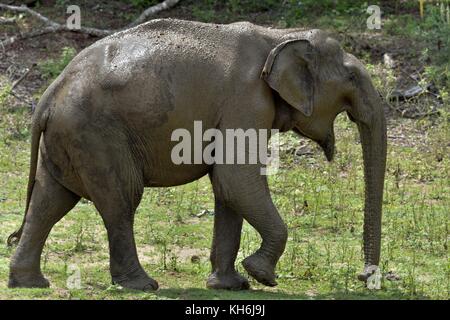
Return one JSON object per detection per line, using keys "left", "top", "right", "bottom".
{"left": 155, "top": 287, "right": 425, "bottom": 300}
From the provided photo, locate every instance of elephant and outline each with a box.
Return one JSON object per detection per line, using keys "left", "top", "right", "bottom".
{"left": 7, "top": 19, "right": 387, "bottom": 291}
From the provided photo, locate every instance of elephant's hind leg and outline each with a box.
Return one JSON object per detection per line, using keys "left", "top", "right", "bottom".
{"left": 76, "top": 158, "right": 158, "bottom": 291}
{"left": 9, "top": 159, "right": 80, "bottom": 288}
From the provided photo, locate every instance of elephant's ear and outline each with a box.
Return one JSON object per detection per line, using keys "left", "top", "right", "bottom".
{"left": 261, "top": 39, "right": 316, "bottom": 117}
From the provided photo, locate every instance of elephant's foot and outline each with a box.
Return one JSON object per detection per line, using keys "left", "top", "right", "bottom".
{"left": 242, "top": 254, "right": 277, "bottom": 287}
{"left": 206, "top": 271, "right": 250, "bottom": 290}
{"left": 8, "top": 269, "right": 50, "bottom": 289}
{"left": 112, "top": 267, "right": 158, "bottom": 291}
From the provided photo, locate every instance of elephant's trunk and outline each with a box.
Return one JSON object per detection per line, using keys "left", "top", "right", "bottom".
{"left": 352, "top": 83, "right": 387, "bottom": 281}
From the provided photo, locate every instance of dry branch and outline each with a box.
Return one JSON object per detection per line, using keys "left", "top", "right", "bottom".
{"left": 1, "top": 25, "right": 59, "bottom": 47}
{"left": 0, "top": 0, "right": 181, "bottom": 46}
{"left": 128, "top": 0, "right": 181, "bottom": 28}
{"left": 0, "top": 16, "right": 16, "bottom": 24}
{"left": 0, "top": 3, "right": 58, "bottom": 27}
{"left": 11, "top": 65, "right": 34, "bottom": 90}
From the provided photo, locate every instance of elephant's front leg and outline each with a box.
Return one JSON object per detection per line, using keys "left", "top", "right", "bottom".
{"left": 209, "top": 165, "right": 288, "bottom": 287}
{"left": 206, "top": 198, "right": 249, "bottom": 290}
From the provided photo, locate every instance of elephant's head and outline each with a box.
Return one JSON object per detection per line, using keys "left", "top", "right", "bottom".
{"left": 262, "top": 30, "right": 387, "bottom": 281}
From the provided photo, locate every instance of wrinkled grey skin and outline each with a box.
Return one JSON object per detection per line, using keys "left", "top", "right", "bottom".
{"left": 8, "top": 19, "right": 386, "bottom": 291}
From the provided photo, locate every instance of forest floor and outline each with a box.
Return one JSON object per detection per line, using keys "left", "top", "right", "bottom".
{"left": 0, "top": 0, "right": 448, "bottom": 299}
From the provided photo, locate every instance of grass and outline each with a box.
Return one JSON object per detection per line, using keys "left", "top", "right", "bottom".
{"left": 0, "top": 0, "right": 448, "bottom": 300}
{"left": 38, "top": 47, "right": 77, "bottom": 80}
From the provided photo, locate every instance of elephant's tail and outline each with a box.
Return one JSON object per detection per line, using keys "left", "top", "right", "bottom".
{"left": 7, "top": 100, "right": 50, "bottom": 247}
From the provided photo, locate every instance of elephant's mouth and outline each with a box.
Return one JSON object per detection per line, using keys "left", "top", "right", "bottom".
{"left": 319, "top": 130, "right": 335, "bottom": 162}
{"left": 292, "top": 127, "right": 335, "bottom": 162}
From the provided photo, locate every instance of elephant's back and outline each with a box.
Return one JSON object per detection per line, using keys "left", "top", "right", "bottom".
{"left": 39, "top": 18, "right": 277, "bottom": 144}
{"left": 56, "top": 18, "right": 272, "bottom": 113}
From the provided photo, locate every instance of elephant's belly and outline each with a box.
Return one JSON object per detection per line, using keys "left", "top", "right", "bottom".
{"left": 41, "top": 132, "right": 211, "bottom": 197}
{"left": 143, "top": 163, "right": 211, "bottom": 187}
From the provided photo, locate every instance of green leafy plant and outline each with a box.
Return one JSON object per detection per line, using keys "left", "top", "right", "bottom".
{"left": 365, "top": 63, "right": 398, "bottom": 101}
{"left": 39, "top": 47, "right": 76, "bottom": 80}
{"left": 0, "top": 83, "right": 12, "bottom": 109}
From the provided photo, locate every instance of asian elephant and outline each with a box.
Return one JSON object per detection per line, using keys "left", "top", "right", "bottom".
{"left": 7, "top": 19, "right": 386, "bottom": 291}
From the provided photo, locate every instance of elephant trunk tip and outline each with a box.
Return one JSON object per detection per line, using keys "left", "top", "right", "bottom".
{"left": 319, "top": 130, "right": 335, "bottom": 162}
